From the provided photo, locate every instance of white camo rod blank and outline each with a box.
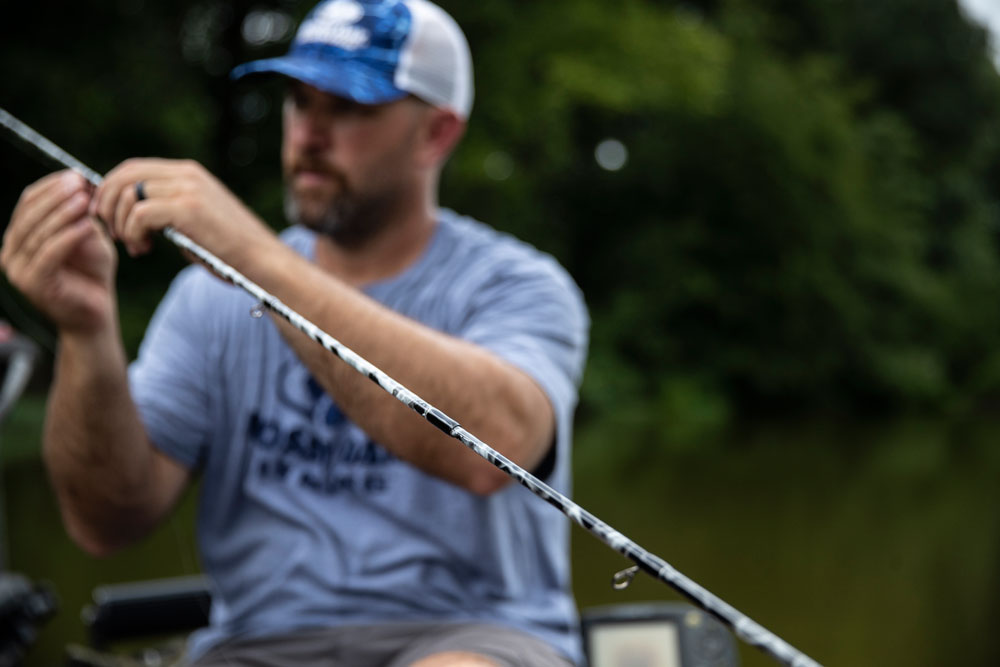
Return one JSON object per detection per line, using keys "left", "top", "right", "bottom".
{"left": 0, "top": 107, "right": 822, "bottom": 667}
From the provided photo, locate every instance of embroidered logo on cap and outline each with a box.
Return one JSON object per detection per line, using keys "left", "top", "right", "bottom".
{"left": 297, "top": 0, "right": 370, "bottom": 50}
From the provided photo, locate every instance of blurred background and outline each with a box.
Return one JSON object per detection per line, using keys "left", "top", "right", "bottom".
{"left": 2, "top": 0, "right": 1000, "bottom": 665}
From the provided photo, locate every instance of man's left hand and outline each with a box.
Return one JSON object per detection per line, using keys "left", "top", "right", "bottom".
{"left": 91, "top": 158, "right": 274, "bottom": 265}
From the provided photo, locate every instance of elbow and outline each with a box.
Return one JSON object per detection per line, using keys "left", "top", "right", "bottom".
{"left": 465, "top": 465, "right": 514, "bottom": 496}
{"left": 462, "top": 421, "right": 547, "bottom": 497}
{"left": 54, "top": 486, "right": 152, "bottom": 558}
{"left": 64, "top": 519, "right": 128, "bottom": 558}
{"left": 76, "top": 539, "right": 121, "bottom": 559}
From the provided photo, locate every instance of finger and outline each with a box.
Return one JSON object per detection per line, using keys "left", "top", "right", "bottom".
{"left": 19, "top": 218, "right": 97, "bottom": 287}
{"left": 113, "top": 177, "right": 179, "bottom": 244}
{"left": 113, "top": 179, "right": 143, "bottom": 240}
{"left": 3, "top": 173, "right": 86, "bottom": 272}
{"left": 4, "top": 172, "right": 88, "bottom": 261}
{"left": 92, "top": 158, "right": 176, "bottom": 230}
{"left": 93, "top": 163, "right": 134, "bottom": 237}
{"left": 9, "top": 216, "right": 93, "bottom": 295}
{"left": 12, "top": 170, "right": 79, "bottom": 217}
{"left": 17, "top": 190, "right": 92, "bottom": 264}
{"left": 4, "top": 195, "right": 90, "bottom": 282}
{"left": 93, "top": 159, "right": 150, "bottom": 234}
{"left": 121, "top": 199, "right": 175, "bottom": 256}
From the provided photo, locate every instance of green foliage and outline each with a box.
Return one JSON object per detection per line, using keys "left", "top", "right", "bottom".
{"left": 2, "top": 0, "right": 1000, "bottom": 440}
{"left": 544, "top": 1, "right": 730, "bottom": 115}
{"left": 3, "top": 3, "right": 1000, "bottom": 665}
{"left": 445, "top": 0, "right": 1000, "bottom": 448}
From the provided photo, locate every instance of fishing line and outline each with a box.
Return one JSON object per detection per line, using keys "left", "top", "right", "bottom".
{"left": 0, "top": 107, "right": 822, "bottom": 667}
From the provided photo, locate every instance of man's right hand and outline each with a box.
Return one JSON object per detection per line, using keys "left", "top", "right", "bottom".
{"left": 1, "top": 170, "right": 117, "bottom": 335}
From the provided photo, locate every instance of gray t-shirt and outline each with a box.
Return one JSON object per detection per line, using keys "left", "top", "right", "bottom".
{"left": 129, "top": 209, "right": 590, "bottom": 663}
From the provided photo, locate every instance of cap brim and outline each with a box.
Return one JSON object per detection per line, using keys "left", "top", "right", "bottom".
{"left": 231, "top": 55, "right": 409, "bottom": 106}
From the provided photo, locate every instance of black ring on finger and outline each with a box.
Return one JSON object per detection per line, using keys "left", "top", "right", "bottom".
{"left": 135, "top": 181, "right": 147, "bottom": 202}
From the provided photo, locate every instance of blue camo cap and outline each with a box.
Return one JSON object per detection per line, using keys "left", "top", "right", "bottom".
{"left": 231, "top": 0, "right": 474, "bottom": 119}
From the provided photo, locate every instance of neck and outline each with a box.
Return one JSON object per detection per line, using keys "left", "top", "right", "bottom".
{"left": 313, "top": 200, "right": 437, "bottom": 287}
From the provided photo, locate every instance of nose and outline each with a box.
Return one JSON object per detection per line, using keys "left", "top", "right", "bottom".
{"left": 290, "top": 106, "right": 333, "bottom": 153}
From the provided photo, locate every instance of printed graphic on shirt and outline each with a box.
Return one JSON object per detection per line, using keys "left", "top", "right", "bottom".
{"left": 245, "top": 359, "right": 395, "bottom": 496}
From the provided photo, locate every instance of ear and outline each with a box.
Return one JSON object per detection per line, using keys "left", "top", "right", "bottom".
{"left": 417, "top": 107, "right": 466, "bottom": 168}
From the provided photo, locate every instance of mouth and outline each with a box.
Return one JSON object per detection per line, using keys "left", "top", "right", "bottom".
{"left": 294, "top": 169, "right": 336, "bottom": 189}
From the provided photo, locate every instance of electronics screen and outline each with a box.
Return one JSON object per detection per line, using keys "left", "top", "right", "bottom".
{"left": 588, "top": 620, "right": 683, "bottom": 667}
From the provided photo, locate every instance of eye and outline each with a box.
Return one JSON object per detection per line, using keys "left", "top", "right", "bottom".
{"left": 286, "top": 86, "right": 309, "bottom": 111}
{"left": 332, "top": 99, "right": 380, "bottom": 117}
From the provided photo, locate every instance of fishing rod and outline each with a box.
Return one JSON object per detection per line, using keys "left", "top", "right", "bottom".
{"left": 0, "top": 107, "right": 822, "bottom": 667}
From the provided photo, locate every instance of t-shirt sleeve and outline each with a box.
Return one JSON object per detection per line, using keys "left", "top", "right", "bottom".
{"left": 128, "top": 268, "right": 216, "bottom": 469}
{"left": 458, "top": 259, "right": 590, "bottom": 452}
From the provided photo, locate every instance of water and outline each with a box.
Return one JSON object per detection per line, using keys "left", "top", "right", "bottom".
{"left": 4, "top": 404, "right": 999, "bottom": 667}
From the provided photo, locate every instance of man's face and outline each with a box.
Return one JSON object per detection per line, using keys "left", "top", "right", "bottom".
{"left": 281, "top": 81, "right": 427, "bottom": 246}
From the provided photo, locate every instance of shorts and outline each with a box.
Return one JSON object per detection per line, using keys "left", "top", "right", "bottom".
{"left": 190, "top": 622, "right": 575, "bottom": 667}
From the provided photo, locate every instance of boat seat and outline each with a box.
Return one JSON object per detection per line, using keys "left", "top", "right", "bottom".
{"left": 70, "top": 576, "right": 739, "bottom": 666}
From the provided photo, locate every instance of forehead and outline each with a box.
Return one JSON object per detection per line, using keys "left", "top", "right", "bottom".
{"left": 285, "top": 80, "right": 375, "bottom": 107}
{"left": 284, "top": 79, "right": 432, "bottom": 113}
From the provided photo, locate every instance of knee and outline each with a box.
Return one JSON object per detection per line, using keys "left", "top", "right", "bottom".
{"left": 408, "top": 651, "right": 500, "bottom": 667}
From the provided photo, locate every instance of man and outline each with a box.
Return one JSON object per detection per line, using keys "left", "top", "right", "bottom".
{"left": 0, "top": 0, "right": 588, "bottom": 665}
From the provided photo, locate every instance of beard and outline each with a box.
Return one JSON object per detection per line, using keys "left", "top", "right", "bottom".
{"left": 284, "top": 164, "right": 404, "bottom": 249}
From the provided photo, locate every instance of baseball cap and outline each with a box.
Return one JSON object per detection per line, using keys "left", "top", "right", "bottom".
{"left": 231, "top": 0, "right": 474, "bottom": 119}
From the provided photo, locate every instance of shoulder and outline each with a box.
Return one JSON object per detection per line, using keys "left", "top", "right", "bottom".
{"left": 437, "top": 209, "right": 543, "bottom": 260}
{"left": 434, "top": 209, "right": 583, "bottom": 300}
{"left": 430, "top": 210, "right": 589, "bottom": 353}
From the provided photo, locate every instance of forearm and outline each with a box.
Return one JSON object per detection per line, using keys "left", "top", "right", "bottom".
{"left": 2, "top": 169, "right": 188, "bottom": 553}
{"left": 44, "top": 320, "right": 180, "bottom": 555}
{"left": 259, "top": 246, "right": 553, "bottom": 493}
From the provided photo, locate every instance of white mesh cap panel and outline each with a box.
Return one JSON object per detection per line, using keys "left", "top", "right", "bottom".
{"left": 396, "top": 0, "right": 474, "bottom": 119}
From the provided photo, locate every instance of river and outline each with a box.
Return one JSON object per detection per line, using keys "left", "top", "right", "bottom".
{"left": 3, "top": 400, "right": 998, "bottom": 666}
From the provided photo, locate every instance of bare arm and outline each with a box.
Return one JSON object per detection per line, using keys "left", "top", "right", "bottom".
{"left": 259, "top": 245, "right": 555, "bottom": 495}
{"left": 94, "top": 159, "right": 555, "bottom": 494}
{"left": 1, "top": 171, "right": 188, "bottom": 556}
{"left": 46, "top": 326, "right": 190, "bottom": 556}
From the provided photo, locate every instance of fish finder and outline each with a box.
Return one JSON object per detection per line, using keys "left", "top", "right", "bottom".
{"left": 582, "top": 602, "right": 739, "bottom": 667}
